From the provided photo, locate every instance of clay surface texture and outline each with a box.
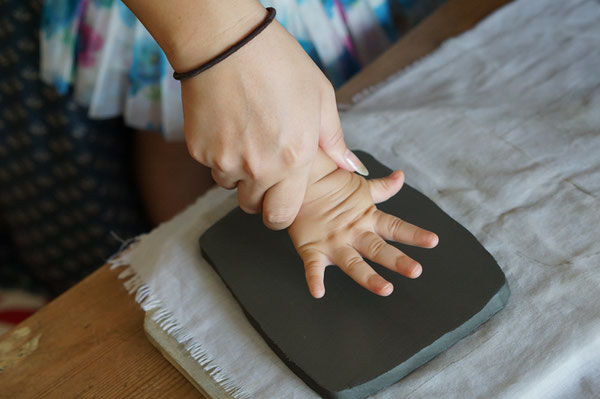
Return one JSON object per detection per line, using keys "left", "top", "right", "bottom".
{"left": 200, "top": 152, "right": 509, "bottom": 399}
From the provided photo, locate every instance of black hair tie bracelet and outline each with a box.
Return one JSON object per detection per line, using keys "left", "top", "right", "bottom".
{"left": 173, "top": 7, "right": 277, "bottom": 81}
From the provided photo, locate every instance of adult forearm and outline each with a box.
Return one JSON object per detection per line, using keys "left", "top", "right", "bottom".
{"left": 122, "top": 0, "right": 266, "bottom": 71}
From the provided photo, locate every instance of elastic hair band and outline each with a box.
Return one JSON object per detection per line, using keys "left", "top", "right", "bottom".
{"left": 173, "top": 7, "right": 277, "bottom": 81}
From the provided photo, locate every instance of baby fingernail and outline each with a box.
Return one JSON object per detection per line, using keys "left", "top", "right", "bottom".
{"left": 429, "top": 234, "right": 440, "bottom": 248}
{"left": 312, "top": 285, "right": 325, "bottom": 298}
{"left": 345, "top": 150, "right": 369, "bottom": 176}
{"left": 411, "top": 263, "right": 423, "bottom": 278}
{"left": 369, "top": 275, "right": 393, "bottom": 295}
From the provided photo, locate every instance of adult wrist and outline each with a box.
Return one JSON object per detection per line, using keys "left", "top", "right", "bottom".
{"left": 173, "top": 7, "right": 276, "bottom": 80}
{"left": 165, "top": 2, "right": 267, "bottom": 73}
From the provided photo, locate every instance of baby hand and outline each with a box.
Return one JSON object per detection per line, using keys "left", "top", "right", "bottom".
{"left": 288, "top": 168, "right": 439, "bottom": 298}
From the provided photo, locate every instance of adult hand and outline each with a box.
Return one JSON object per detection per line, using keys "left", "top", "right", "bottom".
{"left": 178, "top": 13, "right": 368, "bottom": 230}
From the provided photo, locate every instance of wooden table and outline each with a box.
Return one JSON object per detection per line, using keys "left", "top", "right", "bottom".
{"left": 0, "top": 1, "right": 511, "bottom": 397}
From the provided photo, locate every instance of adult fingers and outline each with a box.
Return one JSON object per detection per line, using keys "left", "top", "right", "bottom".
{"left": 355, "top": 232, "right": 422, "bottom": 278}
{"left": 319, "top": 90, "right": 369, "bottom": 176}
{"left": 298, "top": 248, "right": 328, "bottom": 298}
{"left": 334, "top": 246, "right": 393, "bottom": 296}
{"left": 261, "top": 171, "right": 308, "bottom": 230}
{"left": 211, "top": 169, "right": 239, "bottom": 190}
{"left": 374, "top": 211, "right": 439, "bottom": 248}
{"left": 236, "top": 180, "right": 267, "bottom": 214}
{"left": 367, "top": 170, "right": 405, "bottom": 204}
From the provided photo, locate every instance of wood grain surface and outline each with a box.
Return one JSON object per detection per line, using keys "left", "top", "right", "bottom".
{"left": 0, "top": 266, "right": 202, "bottom": 398}
{"left": 0, "top": 0, "right": 512, "bottom": 397}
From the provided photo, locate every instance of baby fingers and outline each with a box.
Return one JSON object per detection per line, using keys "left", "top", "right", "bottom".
{"left": 355, "top": 232, "right": 422, "bottom": 278}
{"left": 334, "top": 247, "right": 393, "bottom": 296}
{"left": 375, "top": 211, "right": 439, "bottom": 248}
{"left": 299, "top": 249, "right": 328, "bottom": 298}
{"left": 367, "top": 170, "right": 405, "bottom": 204}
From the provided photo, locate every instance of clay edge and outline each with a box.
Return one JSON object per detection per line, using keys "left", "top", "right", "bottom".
{"left": 199, "top": 151, "right": 512, "bottom": 398}
{"left": 200, "top": 247, "right": 327, "bottom": 396}
{"left": 201, "top": 243, "right": 510, "bottom": 399}
{"left": 334, "top": 281, "right": 511, "bottom": 399}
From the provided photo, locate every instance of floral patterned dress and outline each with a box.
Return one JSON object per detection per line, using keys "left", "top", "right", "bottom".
{"left": 40, "top": 0, "right": 446, "bottom": 140}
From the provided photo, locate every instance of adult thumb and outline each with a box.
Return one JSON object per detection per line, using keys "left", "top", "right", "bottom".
{"left": 319, "top": 112, "right": 369, "bottom": 176}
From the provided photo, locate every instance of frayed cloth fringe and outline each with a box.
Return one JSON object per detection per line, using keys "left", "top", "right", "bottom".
{"left": 109, "top": 249, "right": 251, "bottom": 399}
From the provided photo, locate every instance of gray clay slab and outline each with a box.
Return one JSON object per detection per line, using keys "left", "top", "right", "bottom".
{"left": 200, "top": 151, "right": 510, "bottom": 399}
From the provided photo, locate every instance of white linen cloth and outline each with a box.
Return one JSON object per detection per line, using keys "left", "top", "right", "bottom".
{"left": 111, "top": 0, "right": 600, "bottom": 397}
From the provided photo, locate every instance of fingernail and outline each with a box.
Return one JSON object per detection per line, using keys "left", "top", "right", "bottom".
{"left": 312, "top": 285, "right": 325, "bottom": 299}
{"left": 369, "top": 275, "right": 393, "bottom": 295}
{"left": 411, "top": 263, "right": 423, "bottom": 278}
{"left": 392, "top": 170, "right": 404, "bottom": 180}
{"left": 344, "top": 150, "right": 369, "bottom": 176}
{"left": 429, "top": 234, "right": 440, "bottom": 248}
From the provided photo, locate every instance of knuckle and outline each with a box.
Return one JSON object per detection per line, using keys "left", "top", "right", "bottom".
{"left": 212, "top": 153, "right": 236, "bottom": 173}
{"left": 242, "top": 156, "right": 264, "bottom": 180}
{"left": 344, "top": 256, "right": 363, "bottom": 274}
{"left": 281, "top": 145, "right": 301, "bottom": 168}
{"left": 186, "top": 142, "right": 205, "bottom": 163}
{"left": 304, "top": 260, "right": 321, "bottom": 274}
{"left": 367, "top": 238, "right": 385, "bottom": 257}
{"left": 326, "top": 231, "right": 341, "bottom": 242}
{"left": 212, "top": 168, "right": 237, "bottom": 189}
{"left": 281, "top": 140, "right": 312, "bottom": 169}
{"left": 212, "top": 159, "right": 226, "bottom": 172}
{"left": 390, "top": 217, "right": 405, "bottom": 234}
